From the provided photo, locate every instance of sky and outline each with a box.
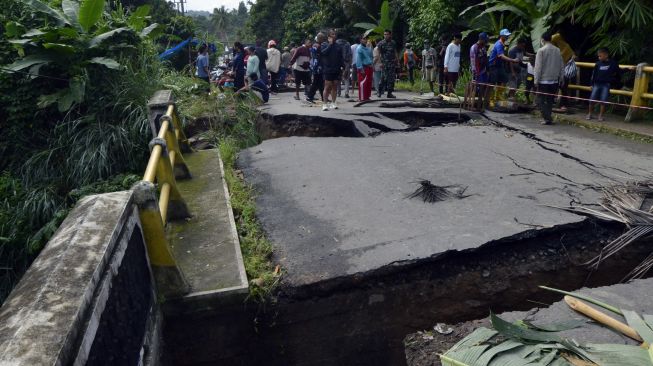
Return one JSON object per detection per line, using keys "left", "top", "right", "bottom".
{"left": 184, "top": 0, "right": 243, "bottom": 12}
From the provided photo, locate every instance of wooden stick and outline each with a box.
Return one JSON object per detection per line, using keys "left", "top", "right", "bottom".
{"left": 564, "top": 295, "right": 642, "bottom": 342}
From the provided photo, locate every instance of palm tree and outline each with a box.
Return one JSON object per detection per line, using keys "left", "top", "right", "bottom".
{"left": 211, "top": 6, "right": 230, "bottom": 42}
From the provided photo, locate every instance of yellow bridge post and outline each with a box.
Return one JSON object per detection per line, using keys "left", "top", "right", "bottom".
{"left": 133, "top": 181, "right": 190, "bottom": 298}
{"left": 133, "top": 90, "right": 197, "bottom": 299}
{"left": 625, "top": 63, "right": 650, "bottom": 122}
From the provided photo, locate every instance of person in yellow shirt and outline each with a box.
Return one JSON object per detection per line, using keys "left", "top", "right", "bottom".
{"left": 551, "top": 32, "right": 576, "bottom": 111}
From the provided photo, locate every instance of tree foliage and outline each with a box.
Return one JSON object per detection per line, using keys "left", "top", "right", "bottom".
{"left": 459, "top": 0, "right": 653, "bottom": 62}
{"left": 353, "top": 0, "right": 395, "bottom": 41}
{"left": 0, "top": 0, "right": 180, "bottom": 305}
{"left": 399, "top": 0, "right": 472, "bottom": 46}
{"left": 281, "top": 0, "right": 318, "bottom": 44}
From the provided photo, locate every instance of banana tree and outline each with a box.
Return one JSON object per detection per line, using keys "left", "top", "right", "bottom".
{"left": 353, "top": 0, "right": 394, "bottom": 40}
{"left": 460, "top": 0, "right": 563, "bottom": 51}
{"left": 3, "top": 0, "right": 160, "bottom": 112}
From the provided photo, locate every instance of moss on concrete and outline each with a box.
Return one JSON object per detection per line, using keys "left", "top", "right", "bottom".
{"left": 555, "top": 114, "right": 653, "bottom": 144}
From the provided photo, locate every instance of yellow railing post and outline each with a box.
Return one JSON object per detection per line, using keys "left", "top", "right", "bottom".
{"left": 625, "top": 63, "right": 650, "bottom": 122}
{"left": 133, "top": 181, "right": 190, "bottom": 298}
{"left": 160, "top": 114, "right": 191, "bottom": 180}
{"left": 148, "top": 135, "right": 191, "bottom": 221}
{"left": 135, "top": 90, "right": 198, "bottom": 298}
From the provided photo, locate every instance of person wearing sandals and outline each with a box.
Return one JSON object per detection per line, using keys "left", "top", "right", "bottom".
{"left": 587, "top": 48, "right": 619, "bottom": 122}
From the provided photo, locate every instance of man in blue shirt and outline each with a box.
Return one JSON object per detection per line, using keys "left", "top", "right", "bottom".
{"left": 488, "top": 29, "right": 519, "bottom": 100}
{"left": 196, "top": 45, "right": 210, "bottom": 92}
{"left": 196, "top": 45, "right": 210, "bottom": 82}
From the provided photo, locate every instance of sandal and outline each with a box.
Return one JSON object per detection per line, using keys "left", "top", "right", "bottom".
{"left": 585, "top": 114, "right": 592, "bottom": 120}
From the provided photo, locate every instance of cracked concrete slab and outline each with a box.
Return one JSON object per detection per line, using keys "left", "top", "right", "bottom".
{"left": 239, "top": 93, "right": 653, "bottom": 287}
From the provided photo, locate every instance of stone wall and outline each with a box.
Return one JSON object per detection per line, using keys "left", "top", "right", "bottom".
{"left": 0, "top": 191, "right": 160, "bottom": 365}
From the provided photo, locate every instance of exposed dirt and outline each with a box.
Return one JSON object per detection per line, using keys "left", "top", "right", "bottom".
{"left": 404, "top": 319, "right": 490, "bottom": 366}
{"left": 163, "top": 219, "right": 653, "bottom": 366}
{"left": 255, "top": 111, "right": 472, "bottom": 139}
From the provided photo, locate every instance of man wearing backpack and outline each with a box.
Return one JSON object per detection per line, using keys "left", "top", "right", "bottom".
{"left": 403, "top": 43, "right": 418, "bottom": 85}
{"left": 336, "top": 33, "right": 352, "bottom": 98}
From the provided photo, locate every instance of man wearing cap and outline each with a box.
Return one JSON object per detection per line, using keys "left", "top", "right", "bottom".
{"left": 488, "top": 29, "right": 520, "bottom": 99}
{"left": 266, "top": 40, "right": 281, "bottom": 93}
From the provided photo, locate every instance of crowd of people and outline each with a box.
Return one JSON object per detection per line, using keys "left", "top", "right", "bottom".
{"left": 203, "top": 29, "right": 405, "bottom": 109}
{"left": 200, "top": 27, "right": 621, "bottom": 123}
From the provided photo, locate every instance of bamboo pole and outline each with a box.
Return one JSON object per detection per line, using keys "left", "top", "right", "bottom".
{"left": 564, "top": 296, "right": 642, "bottom": 342}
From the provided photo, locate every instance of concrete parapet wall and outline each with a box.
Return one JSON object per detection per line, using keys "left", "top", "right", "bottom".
{"left": 0, "top": 191, "right": 159, "bottom": 366}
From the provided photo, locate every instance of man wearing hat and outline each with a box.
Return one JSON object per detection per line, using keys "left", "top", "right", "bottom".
{"left": 266, "top": 40, "right": 281, "bottom": 93}
{"left": 470, "top": 32, "right": 489, "bottom": 83}
{"left": 488, "top": 29, "right": 520, "bottom": 99}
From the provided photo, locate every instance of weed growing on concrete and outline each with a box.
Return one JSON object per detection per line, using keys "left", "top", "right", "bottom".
{"left": 555, "top": 115, "right": 653, "bottom": 144}
{"left": 219, "top": 137, "right": 279, "bottom": 303}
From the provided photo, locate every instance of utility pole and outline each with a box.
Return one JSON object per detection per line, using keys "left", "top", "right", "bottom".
{"left": 170, "top": 0, "right": 186, "bottom": 15}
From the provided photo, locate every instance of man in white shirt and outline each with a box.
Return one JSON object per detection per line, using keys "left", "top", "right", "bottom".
{"left": 350, "top": 38, "right": 359, "bottom": 96}
{"left": 443, "top": 33, "right": 462, "bottom": 93}
{"left": 266, "top": 40, "right": 281, "bottom": 93}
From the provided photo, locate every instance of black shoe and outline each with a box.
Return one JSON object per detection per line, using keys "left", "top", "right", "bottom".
{"left": 387, "top": 93, "right": 396, "bottom": 99}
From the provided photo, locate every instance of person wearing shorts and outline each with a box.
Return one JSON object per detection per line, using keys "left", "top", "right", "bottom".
{"left": 587, "top": 48, "right": 619, "bottom": 121}
{"left": 289, "top": 38, "right": 313, "bottom": 100}
{"left": 320, "top": 30, "right": 344, "bottom": 110}
{"left": 443, "top": 33, "right": 462, "bottom": 93}
{"left": 488, "top": 29, "right": 519, "bottom": 99}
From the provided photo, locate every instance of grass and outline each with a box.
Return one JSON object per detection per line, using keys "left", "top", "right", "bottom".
{"left": 555, "top": 115, "right": 653, "bottom": 144}
{"left": 219, "top": 137, "right": 279, "bottom": 303}
{"left": 180, "top": 88, "right": 280, "bottom": 302}
{"left": 395, "top": 69, "right": 473, "bottom": 97}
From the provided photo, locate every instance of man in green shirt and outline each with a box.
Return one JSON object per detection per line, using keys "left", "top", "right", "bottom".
{"left": 376, "top": 30, "right": 399, "bottom": 98}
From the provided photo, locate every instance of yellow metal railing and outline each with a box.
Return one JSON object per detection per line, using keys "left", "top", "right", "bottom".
{"left": 569, "top": 62, "right": 651, "bottom": 122}
{"left": 142, "top": 104, "right": 190, "bottom": 223}
{"left": 135, "top": 102, "right": 192, "bottom": 292}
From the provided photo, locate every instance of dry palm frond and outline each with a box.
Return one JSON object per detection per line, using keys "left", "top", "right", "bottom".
{"left": 550, "top": 180, "right": 653, "bottom": 281}
{"left": 406, "top": 180, "right": 471, "bottom": 203}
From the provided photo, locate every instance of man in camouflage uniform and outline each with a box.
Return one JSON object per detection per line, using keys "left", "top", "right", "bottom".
{"left": 376, "top": 29, "right": 399, "bottom": 98}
